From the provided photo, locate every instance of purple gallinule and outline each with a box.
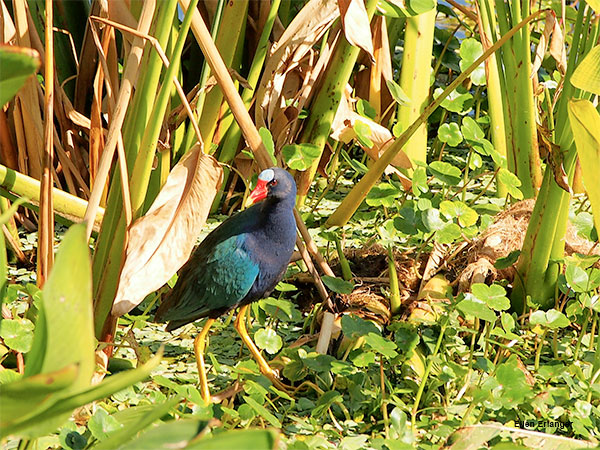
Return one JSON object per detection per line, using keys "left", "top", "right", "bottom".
{"left": 155, "top": 168, "right": 297, "bottom": 400}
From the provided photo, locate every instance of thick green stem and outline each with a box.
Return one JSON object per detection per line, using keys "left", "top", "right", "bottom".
{"left": 396, "top": 7, "right": 436, "bottom": 167}
{"left": 512, "top": 4, "right": 590, "bottom": 311}
{"left": 387, "top": 246, "right": 401, "bottom": 316}
{"left": 0, "top": 164, "right": 103, "bottom": 226}
{"left": 335, "top": 236, "right": 352, "bottom": 281}
{"left": 476, "top": 0, "right": 508, "bottom": 196}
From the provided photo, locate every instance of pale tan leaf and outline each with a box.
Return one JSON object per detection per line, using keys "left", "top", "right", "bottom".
{"left": 331, "top": 85, "right": 412, "bottom": 170}
{"left": 112, "top": 146, "right": 223, "bottom": 316}
{"left": 372, "top": 15, "right": 392, "bottom": 82}
{"left": 256, "top": 0, "right": 339, "bottom": 129}
{"left": 531, "top": 11, "right": 566, "bottom": 77}
{"left": 107, "top": 0, "right": 138, "bottom": 30}
{"left": 1, "top": 0, "right": 16, "bottom": 43}
{"left": 531, "top": 12, "right": 554, "bottom": 77}
{"left": 549, "top": 14, "right": 566, "bottom": 74}
{"left": 338, "top": 0, "right": 375, "bottom": 62}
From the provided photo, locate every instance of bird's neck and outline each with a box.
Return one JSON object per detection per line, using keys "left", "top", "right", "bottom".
{"left": 258, "top": 198, "right": 295, "bottom": 234}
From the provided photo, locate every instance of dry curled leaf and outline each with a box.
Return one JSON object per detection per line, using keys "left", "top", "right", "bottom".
{"left": 338, "top": 0, "right": 375, "bottom": 62}
{"left": 531, "top": 11, "right": 566, "bottom": 77}
{"left": 255, "top": 0, "right": 339, "bottom": 130}
{"left": 331, "top": 84, "right": 412, "bottom": 171}
{"left": 112, "top": 145, "right": 223, "bottom": 316}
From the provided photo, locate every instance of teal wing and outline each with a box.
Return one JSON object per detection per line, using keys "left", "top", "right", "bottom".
{"left": 155, "top": 234, "right": 259, "bottom": 330}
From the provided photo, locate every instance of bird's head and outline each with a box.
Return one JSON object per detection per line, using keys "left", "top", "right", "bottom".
{"left": 248, "top": 167, "right": 296, "bottom": 205}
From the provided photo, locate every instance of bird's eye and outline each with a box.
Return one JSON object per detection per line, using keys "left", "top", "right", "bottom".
{"left": 269, "top": 179, "right": 278, "bottom": 187}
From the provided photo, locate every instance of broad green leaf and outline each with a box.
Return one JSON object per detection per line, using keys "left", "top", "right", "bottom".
{"left": 0, "top": 46, "right": 40, "bottom": 107}
{"left": 258, "top": 127, "right": 276, "bottom": 165}
{"left": 0, "top": 365, "right": 78, "bottom": 428}
{"left": 438, "top": 123, "right": 463, "bottom": 147}
{"left": 497, "top": 169, "right": 524, "bottom": 200}
{"left": 0, "top": 318, "right": 34, "bottom": 353}
{"left": 469, "top": 152, "right": 482, "bottom": 170}
{"left": 386, "top": 79, "right": 411, "bottom": 106}
{"left": 119, "top": 419, "right": 206, "bottom": 450}
{"left": 25, "top": 224, "right": 94, "bottom": 381}
{"left": 366, "top": 182, "right": 400, "bottom": 207}
{"left": 571, "top": 45, "right": 600, "bottom": 96}
{"left": 341, "top": 314, "right": 380, "bottom": 338}
{"left": 259, "top": 296, "right": 300, "bottom": 322}
{"left": 434, "top": 87, "right": 473, "bottom": 114}
{"left": 471, "top": 284, "right": 510, "bottom": 311}
{"left": 0, "top": 370, "right": 21, "bottom": 385}
{"left": 255, "top": 328, "right": 283, "bottom": 355}
{"left": 6, "top": 224, "right": 95, "bottom": 438}
{"left": 243, "top": 396, "right": 281, "bottom": 428}
{"left": 545, "top": 309, "right": 570, "bottom": 328}
{"left": 282, "top": 143, "right": 321, "bottom": 170}
{"left": 186, "top": 429, "right": 278, "bottom": 450}
{"left": 444, "top": 422, "right": 592, "bottom": 449}
{"left": 340, "top": 435, "right": 369, "bottom": 450}
{"left": 354, "top": 121, "right": 374, "bottom": 148}
{"left": 440, "top": 200, "right": 478, "bottom": 227}
{"left": 275, "top": 282, "right": 297, "bottom": 292}
{"left": 393, "top": 208, "right": 419, "bottom": 235}
{"left": 1, "top": 351, "right": 162, "bottom": 438}
{"left": 429, "top": 161, "right": 462, "bottom": 185}
{"left": 457, "top": 296, "right": 497, "bottom": 322}
{"left": 495, "top": 250, "right": 521, "bottom": 269}
{"left": 435, "top": 222, "right": 462, "bottom": 244}
{"left": 496, "top": 355, "right": 532, "bottom": 408}
{"left": 303, "top": 353, "right": 336, "bottom": 373}
{"left": 421, "top": 208, "right": 446, "bottom": 232}
{"left": 461, "top": 116, "right": 485, "bottom": 141}
{"left": 565, "top": 264, "right": 589, "bottom": 293}
{"left": 62, "top": 430, "right": 87, "bottom": 450}
{"left": 501, "top": 312, "right": 516, "bottom": 333}
{"left": 356, "top": 99, "right": 377, "bottom": 119}
{"left": 363, "top": 333, "right": 398, "bottom": 359}
{"left": 530, "top": 309, "right": 570, "bottom": 329}
{"left": 330, "top": 360, "right": 357, "bottom": 376}
{"left": 92, "top": 396, "right": 181, "bottom": 450}
{"left": 568, "top": 100, "right": 600, "bottom": 234}
{"left": 412, "top": 167, "right": 429, "bottom": 195}
{"left": 459, "top": 38, "right": 486, "bottom": 85}
{"left": 572, "top": 212, "right": 597, "bottom": 241}
{"left": 390, "top": 407, "right": 408, "bottom": 437}
{"left": 350, "top": 350, "right": 376, "bottom": 367}
{"left": 529, "top": 310, "right": 547, "bottom": 326}
{"left": 88, "top": 408, "right": 123, "bottom": 441}
{"left": 322, "top": 275, "right": 354, "bottom": 294}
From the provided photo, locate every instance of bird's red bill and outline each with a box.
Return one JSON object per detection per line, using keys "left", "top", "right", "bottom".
{"left": 249, "top": 179, "right": 269, "bottom": 204}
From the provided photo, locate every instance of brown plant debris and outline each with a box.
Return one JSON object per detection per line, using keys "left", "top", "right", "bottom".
{"left": 452, "top": 199, "right": 600, "bottom": 292}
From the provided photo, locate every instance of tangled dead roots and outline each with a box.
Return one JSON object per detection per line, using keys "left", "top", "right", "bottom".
{"left": 454, "top": 199, "right": 600, "bottom": 291}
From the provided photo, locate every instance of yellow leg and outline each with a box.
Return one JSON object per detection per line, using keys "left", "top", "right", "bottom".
{"left": 194, "top": 318, "right": 215, "bottom": 403}
{"left": 234, "top": 305, "right": 291, "bottom": 391}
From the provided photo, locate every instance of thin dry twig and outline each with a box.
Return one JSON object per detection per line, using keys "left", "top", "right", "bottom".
{"left": 82, "top": 1, "right": 156, "bottom": 241}
{"left": 37, "top": 0, "right": 55, "bottom": 286}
